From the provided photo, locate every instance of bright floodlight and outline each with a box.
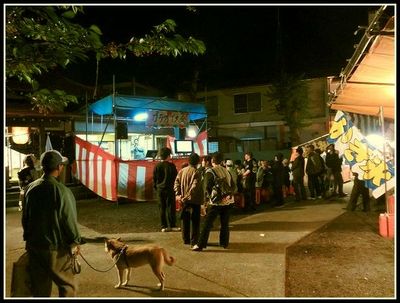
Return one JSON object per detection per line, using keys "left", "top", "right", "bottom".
{"left": 134, "top": 112, "right": 148, "bottom": 122}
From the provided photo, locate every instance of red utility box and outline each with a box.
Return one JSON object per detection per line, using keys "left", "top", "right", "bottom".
{"left": 388, "top": 195, "right": 395, "bottom": 214}
{"left": 379, "top": 213, "right": 394, "bottom": 239}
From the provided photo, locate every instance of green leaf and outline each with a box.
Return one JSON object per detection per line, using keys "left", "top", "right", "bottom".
{"left": 31, "top": 80, "right": 39, "bottom": 90}
{"left": 32, "top": 65, "right": 42, "bottom": 75}
{"left": 89, "top": 24, "right": 102, "bottom": 35}
{"left": 62, "top": 10, "right": 76, "bottom": 19}
{"left": 23, "top": 73, "right": 32, "bottom": 84}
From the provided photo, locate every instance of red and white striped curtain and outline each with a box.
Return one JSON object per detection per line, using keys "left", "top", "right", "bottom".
{"left": 72, "top": 136, "right": 118, "bottom": 201}
{"left": 72, "top": 136, "right": 200, "bottom": 202}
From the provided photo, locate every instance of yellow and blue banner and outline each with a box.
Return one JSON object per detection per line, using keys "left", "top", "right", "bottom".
{"left": 328, "top": 110, "right": 395, "bottom": 198}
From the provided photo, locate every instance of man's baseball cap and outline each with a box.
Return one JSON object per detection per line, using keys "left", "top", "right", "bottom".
{"left": 226, "top": 159, "right": 233, "bottom": 166}
{"left": 40, "top": 150, "right": 68, "bottom": 170}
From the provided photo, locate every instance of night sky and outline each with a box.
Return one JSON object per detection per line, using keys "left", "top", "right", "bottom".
{"left": 64, "top": 4, "right": 388, "bottom": 95}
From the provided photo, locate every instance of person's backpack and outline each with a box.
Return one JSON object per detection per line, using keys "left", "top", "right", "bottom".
{"left": 209, "top": 168, "right": 234, "bottom": 205}
{"left": 308, "top": 153, "right": 323, "bottom": 175}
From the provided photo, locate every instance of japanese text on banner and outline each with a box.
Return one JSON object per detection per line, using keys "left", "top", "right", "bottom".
{"left": 327, "top": 111, "right": 395, "bottom": 198}
{"left": 146, "top": 111, "right": 189, "bottom": 128}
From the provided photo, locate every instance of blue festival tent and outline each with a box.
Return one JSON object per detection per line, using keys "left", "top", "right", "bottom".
{"left": 89, "top": 95, "right": 207, "bottom": 121}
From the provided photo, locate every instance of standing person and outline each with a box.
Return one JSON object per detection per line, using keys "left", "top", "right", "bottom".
{"left": 242, "top": 151, "right": 257, "bottom": 211}
{"left": 174, "top": 153, "right": 203, "bottom": 247}
{"left": 198, "top": 155, "right": 213, "bottom": 215}
{"left": 261, "top": 160, "right": 273, "bottom": 190}
{"left": 234, "top": 160, "right": 244, "bottom": 194}
{"left": 225, "top": 159, "right": 238, "bottom": 194}
{"left": 315, "top": 148, "right": 327, "bottom": 198}
{"left": 291, "top": 147, "right": 307, "bottom": 201}
{"left": 325, "top": 144, "right": 347, "bottom": 198}
{"left": 131, "top": 138, "right": 145, "bottom": 160}
{"left": 22, "top": 150, "right": 82, "bottom": 297}
{"left": 271, "top": 153, "right": 285, "bottom": 207}
{"left": 255, "top": 160, "right": 265, "bottom": 189}
{"left": 282, "top": 158, "right": 291, "bottom": 198}
{"left": 192, "top": 152, "right": 235, "bottom": 251}
{"left": 256, "top": 160, "right": 271, "bottom": 203}
{"left": 305, "top": 145, "right": 323, "bottom": 199}
{"left": 346, "top": 172, "right": 370, "bottom": 212}
{"left": 17, "top": 154, "right": 40, "bottom": 211}
{"left": 197, "top": 155, "right": 212, "bottom": 178}
{"left": 153, "top": 147, "right": 180, "bottom": 232}
{"left": 233, "top": 159, "right": 245, "bottom": 208}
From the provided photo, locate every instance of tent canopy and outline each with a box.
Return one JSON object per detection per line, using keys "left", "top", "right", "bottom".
{"left": 331, "top": 15, "right": 395, "bottom": 119}
{"left": 89, "top": 95, "right": 207, "bottom": 121}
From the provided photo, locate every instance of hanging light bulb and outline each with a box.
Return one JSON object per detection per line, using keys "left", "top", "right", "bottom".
{"left": 12, "top": 127, "right": 30, "bottom": 144}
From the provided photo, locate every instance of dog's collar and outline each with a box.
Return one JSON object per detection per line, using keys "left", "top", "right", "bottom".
{"left": 111, "top": 244, "right": 129, "bottom": 259}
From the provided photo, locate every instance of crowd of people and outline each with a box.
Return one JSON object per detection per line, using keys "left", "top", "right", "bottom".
{"left": 18, "top": 143, "right": 373, "bottom": 297}
{"left": 151, "top": 146, "right": 354, "bottom": 252}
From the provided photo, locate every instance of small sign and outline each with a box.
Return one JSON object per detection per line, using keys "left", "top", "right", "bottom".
{"left": 146, "top": 111, "right": 189, "bottom": 128}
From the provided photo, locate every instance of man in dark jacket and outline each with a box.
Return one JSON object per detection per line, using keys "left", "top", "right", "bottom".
{"left": 325, "top": 144, "right": 347, "bottom": 197}
{"left": 22, "top": 150, "right": 82, "bottom": 297}
{"left": 347, "top": 172, "right": 370, "bottom": 212}
{"left": 305, "top": 145, "right": 323, "bottom": 199}
{"left": 153, "top": 147, "right": 180, "bottom": 232}
{"left": 291, "top": 147, "right": 307, "bottom": 201}
{"left": 242, "top": 151, "right": 257, "bottom": 211}
{"left": 174, "top": 153, "right": 203, "bottom": 247}
{"left": 271, "top": 153, "right": 285, "bottom": 207}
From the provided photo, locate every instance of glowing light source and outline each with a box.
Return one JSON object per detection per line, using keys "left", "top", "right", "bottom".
{"left": 187, "top": 125, "right": 198, "bottom": 138}
{"left": 133, "top": 112, "right": 148, "bottom": 122}
{"left": 365, "top": 134, "right": 385, "bottom": 151}
{"left": 12, "top": 127, "right": 30, "bottom": 144}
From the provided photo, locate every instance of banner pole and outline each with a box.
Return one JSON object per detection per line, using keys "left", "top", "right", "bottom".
{"left": 85, "top": 92, "right": 88, "bottom": 142}
{"left": 379, "top": 106, "right": 388, "bottom": 213}
{"left": 112, "top": 75, "right": 119, "bottom": 207}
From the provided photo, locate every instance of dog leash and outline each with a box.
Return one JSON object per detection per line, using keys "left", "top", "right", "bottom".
{"left": 75, "top": 245, "right": 128, "bottom": 273}
{"left": 71, "top": 252, "right": 81, "bottom": 274}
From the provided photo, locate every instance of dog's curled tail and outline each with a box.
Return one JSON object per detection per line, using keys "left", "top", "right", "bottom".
{"left": 161, "top": 248, "right": 176, "bottom": 266}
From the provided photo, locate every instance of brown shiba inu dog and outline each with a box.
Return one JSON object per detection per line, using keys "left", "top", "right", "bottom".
{"left": 104, "top": 238, "right": 176, "bottom": 290}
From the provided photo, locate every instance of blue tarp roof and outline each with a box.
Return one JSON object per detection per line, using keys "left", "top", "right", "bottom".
{"left": 89, "top": 95, "right": 207, "bottom": 120}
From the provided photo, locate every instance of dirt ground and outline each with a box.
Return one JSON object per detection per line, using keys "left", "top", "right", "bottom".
{"left": 285, "top": 208, "right": 395, "bottom": 298}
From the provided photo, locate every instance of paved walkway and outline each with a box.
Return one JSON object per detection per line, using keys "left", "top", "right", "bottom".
{"left": 5, "top": 187, "right": 353, "bottom": 298}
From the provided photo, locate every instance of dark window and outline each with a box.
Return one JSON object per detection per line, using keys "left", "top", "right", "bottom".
{"left": 234, "top": 93, "right": 261, "bottom": 113}
{"left": 247, "top": 93, "right": 261, "bottom": 111}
